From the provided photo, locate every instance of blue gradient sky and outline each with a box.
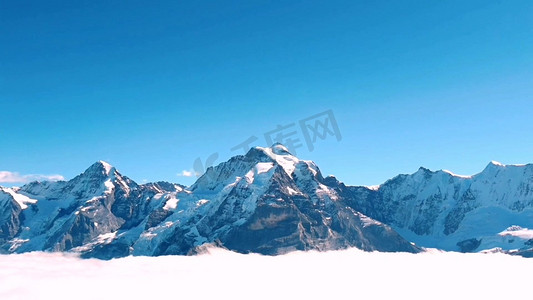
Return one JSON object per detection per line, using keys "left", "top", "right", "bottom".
{"left": 1, "top": 1, "right": 532, "bottom": 186}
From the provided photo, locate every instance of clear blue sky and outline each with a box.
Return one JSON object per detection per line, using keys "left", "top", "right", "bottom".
{"left": 1, "top": 0, "right": 532, "bottom": 186}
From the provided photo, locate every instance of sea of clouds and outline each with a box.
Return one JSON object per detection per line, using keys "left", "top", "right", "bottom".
{"left": 1, "top": 248, "right": 530, "bottom": 300}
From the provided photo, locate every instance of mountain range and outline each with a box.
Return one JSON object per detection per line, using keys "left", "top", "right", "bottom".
{"left": 1, "top": 144, "right": 533, "bottom": 259}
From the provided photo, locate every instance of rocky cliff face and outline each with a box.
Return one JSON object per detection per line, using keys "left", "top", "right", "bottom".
{"left": 0, "top": 190, "right": 23, "bottom": 244}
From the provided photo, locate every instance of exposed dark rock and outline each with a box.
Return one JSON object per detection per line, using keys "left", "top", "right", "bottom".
{"left": 457, "top": 238, "right": 482, "bottom": 253}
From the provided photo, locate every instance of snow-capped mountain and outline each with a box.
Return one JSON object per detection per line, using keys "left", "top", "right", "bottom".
{"left": 2, "top": 145, "right": 533, "bottom": 258}
{"left": 0, "top": 145, "right": 419, "bottom": 258}
{"left": 334, "top": 161, "right": 533, "bottom": 256}
{"left": 0, "top": 161, "right": 182, "bottom": 254}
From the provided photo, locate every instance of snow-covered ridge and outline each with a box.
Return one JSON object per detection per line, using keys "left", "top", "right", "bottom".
{"left": 365, "top": 185, "right": 380, "bottom": 191}
{"left": 98, "top": 160, "right": 114, "bottom": 176}
{"left": 441, "top": 170, "right": 471, "bottom": 179}
{"left": 0, "top": 187, "right": 38, "bottom": 209}
{"left": 256, "top": 144, "right": 300, "bottom": 177}
{"left": 401, "top": 161, "right": 532, "bottom": 180}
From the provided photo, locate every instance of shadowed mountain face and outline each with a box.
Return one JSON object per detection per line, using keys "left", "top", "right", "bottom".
{"left": 2, "top": 145, "right": 533, "bottom": 259}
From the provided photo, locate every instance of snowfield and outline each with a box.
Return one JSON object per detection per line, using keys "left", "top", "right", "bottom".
{"left": 1, "top": 249, "right": 530, "bottom": 300}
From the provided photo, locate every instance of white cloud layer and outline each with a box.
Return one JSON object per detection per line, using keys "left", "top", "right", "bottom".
{"left": 0, "top": 248, "right": 531, "bottom": 300}
{"left": 0, "top": 171, "right": 64, "bottom": 183}
{"left": 177, "top": 169, "right": 197, "bottom": 177}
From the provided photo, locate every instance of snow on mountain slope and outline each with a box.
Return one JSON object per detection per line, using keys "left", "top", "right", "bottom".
{"left": 0, "top": 187, "right": 37, "bottom": 210}
{"left": 339, "top": 161, "right": 533, "bottom": 254}
{"left": 0, "top": 161, "right": 177, "bottom": 254}
{"left": 2, "top": 146, "right": 532, "bottom": 258}
{"left": 0, "top": 145, "right": 420, "bottom": 258}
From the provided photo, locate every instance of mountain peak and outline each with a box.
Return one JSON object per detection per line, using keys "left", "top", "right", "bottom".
{"left": 481, "top": 160, "right": 506, "bottom": 175}
{"left": 489, "top": 160, "right": 504, "bottom": 167}
{"left": 253, "top": 144, "right": 300, "bottom": 177}
{"left": 413, "top": 166, "right": 433, "bottom": 176}
{"left": 417, "top": 166, "right": 431, "bottom": 172}
{"left": 98, "top": 160, "right": 114, "bottom": 175}
{"left": 83, "top": 161, "right": 115, "bottom": 178}
{"left": 270, "top": 143, "right": 292, "bottom": 155}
